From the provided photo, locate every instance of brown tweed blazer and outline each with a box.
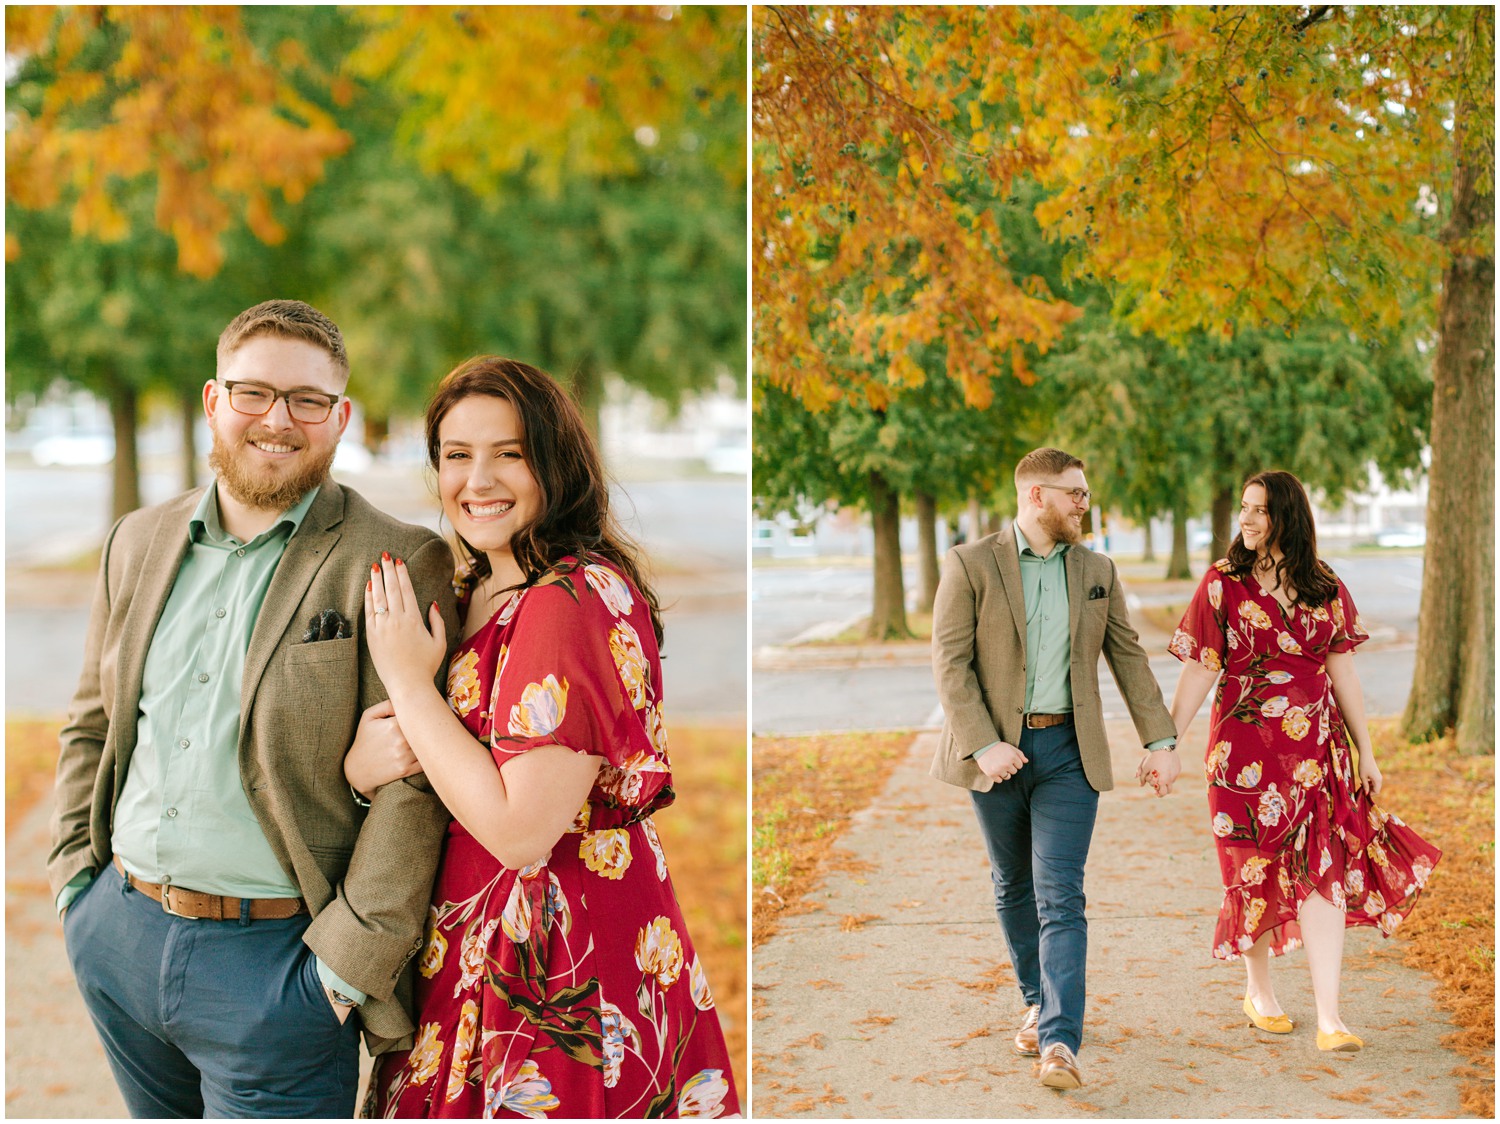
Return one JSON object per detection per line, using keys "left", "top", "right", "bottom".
{"left": 48, "top": 482, "right": 459, "bottom": 1054}
{"left": 930, "top": 525, "right": 1176, "bottom": 794}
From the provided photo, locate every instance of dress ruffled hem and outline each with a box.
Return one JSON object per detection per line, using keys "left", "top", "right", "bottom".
{"left": 1210, "top": 787, "right": 1441, "bottom": 962}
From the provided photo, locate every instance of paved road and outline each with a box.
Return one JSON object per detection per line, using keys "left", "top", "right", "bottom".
{"left": 752, "top": 647, "right": 1417, "bottom": 737}
{"left": 751, "top": 553, "right": 1421, "bottom": 736}
{"left": 6, "top": 465, "right": 747, "bottom": 723}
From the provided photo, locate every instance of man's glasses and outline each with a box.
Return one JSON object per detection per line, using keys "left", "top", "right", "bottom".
{"left": 220, "top": 380, "right": 341, "bottom": 423}
{"left": 1039, "top": 484, "right": 1092, "bottom": 505}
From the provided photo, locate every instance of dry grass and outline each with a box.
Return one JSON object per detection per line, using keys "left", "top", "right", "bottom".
{"left": 1367, "top": 718, "right": 1495, "bottom": 1116}
{"left": 653, "top": 723, "right": 747, "bottom": 1099}
{"left": 5, "top": 717, "right": 61, "bottom": 836}
{"left": 751, "top": 730, "right": 913, "bottom": 946}
{"left": 808, "top": 612, "right": 933, "bottom": 646}
{"left": 4, "top": 717, "right": 748, "bottom": 1102}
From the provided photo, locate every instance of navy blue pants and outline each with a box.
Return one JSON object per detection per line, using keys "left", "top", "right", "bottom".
{"left": 63, "top": 862, "right": 360, "bottom": 1118}
{"left": 969, "top": 723, "right": 1099, "bottom": 1054}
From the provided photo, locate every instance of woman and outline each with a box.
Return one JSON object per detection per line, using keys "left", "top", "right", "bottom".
{"left": 349, "top": 357, "right": 740, "bottom": 1117}
{"left": 1162, "top": 470, "right": 1440, "bottom": 1052}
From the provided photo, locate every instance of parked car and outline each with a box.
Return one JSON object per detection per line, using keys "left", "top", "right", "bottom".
{"left": 31, "top": 433, "right": 114, "bottom": 466}
{"left": 1374, "top": 524, "right": 1426, "bottom": 548}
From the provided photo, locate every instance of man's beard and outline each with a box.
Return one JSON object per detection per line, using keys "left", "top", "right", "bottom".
{"left": 1038, "top": 504, "right": 1084, "bottom": 546}
{"left": 208, "top": 428, "right": 336, "bottom": 512}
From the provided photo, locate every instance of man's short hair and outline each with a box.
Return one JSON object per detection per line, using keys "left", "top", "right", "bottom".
{"left": 1014, "top": 447, "right": 1085, "bottom": 488}
{"left": 216, "top": 300, "right": 349, "bottom": 383}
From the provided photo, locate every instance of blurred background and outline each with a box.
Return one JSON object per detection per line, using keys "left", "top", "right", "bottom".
{"left": 5, "top": 5, "right": 747, "bottom": 1114}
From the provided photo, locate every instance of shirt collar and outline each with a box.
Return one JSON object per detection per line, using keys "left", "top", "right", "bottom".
{"left": 191, "top": 483, "right": 321, "bottom": 547}
{"left": 1015, "top": 524, "right": 1069, "bottom": 561}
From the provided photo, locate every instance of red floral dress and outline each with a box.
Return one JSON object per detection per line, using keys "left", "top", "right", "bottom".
{"left": 1170, "top": 561, "right": 1441, "bottom": 961}
{"left": 368, "top": 555, "right": 740, "bottom": 1119}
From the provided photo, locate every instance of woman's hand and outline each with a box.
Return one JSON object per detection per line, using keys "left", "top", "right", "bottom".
{"left": 365, "top": 553, "right": 449, "bottom": 701}
{"left": 346, "top": 699, "right": 421, "bottom": 799}
{"left": 1357, "top": 747, "right": 1383, "bottom": 797}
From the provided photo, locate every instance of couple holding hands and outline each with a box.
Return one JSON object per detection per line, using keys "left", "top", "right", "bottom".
{"left": 931, "top": 447, "right": 1442, "bottom": 1090}
{"left": 49, "top": 300, "right": 739, "bottom": 1119}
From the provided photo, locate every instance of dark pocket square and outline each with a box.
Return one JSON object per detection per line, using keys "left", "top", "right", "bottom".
{"left": 1088, "top": 585, "right": 1107, "bottom": 600}
{"left": 302, "top": 609, "right": 352, "bottom": 642}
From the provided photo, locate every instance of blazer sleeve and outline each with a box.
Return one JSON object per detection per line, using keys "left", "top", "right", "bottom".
{"left": 47, "top": 515, "right": 127, "bottom": 899}
{"left": 1098, "top": 557, "right": 1177, "bottom": 746}
{"left": 931, "top": 547, "right": 1002, "bottom": 756}
{"left": 302, "top": 532, "right": 459, "bottom": 1002}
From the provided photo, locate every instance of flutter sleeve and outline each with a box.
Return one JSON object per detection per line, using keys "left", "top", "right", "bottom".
{"left": 487, "top": 558, "right": 671, "bottom": 814}
{"left": 1327, "top": 576, "right": 1370, "bottom": 654}
{"left": 1169, "top": 563, "right": 1230, "bottom": 673}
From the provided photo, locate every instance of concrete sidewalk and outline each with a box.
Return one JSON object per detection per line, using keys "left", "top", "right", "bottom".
{"left": 6, "top": 790, "right": 129, "bottom": 1118}
{"left": 751, "top": 725, "right": 1470, "bottom": 1118}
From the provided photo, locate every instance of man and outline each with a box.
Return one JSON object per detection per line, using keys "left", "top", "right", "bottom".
{"left": 930, "top": 447, "right": 1180, "bottom": 1090}
{"left": 48, "top": 300, "right": 459, "bottom": 1117}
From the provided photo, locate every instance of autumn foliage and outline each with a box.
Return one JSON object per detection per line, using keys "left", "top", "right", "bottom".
{"left": 345, "top": 6, "right": 745, "bottom": 193}
{"left": 6, "top": 6, "right": 350, "bottom": 277}
{"left": 755, "top": 5, "right": 1490, "bottom": 407}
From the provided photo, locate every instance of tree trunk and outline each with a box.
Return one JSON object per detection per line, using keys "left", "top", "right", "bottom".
{"left": 109, "top": 374, "right": 141, "bottom": 523}
{"left": 1403, "top": 84, "right": 1495, "bottom": 755}
{"left": 570, "top": 359, "right": 604, "bottom": 441}
{"left": 966, "top": 494, "right": 982, "bottom": 544}
{"left": 915, "top": 490, "right": 939, "bottom": 615}
{"left": 1140, "top": 511, "right": 1155, "bottom": 563}
{"left": 1210, "top": 486, "right": 1234, "bottom": 563}
{"left": 364, "top": 413, "right": 390, "bottom": 457}
{"left": 1167, "top": 500, "right": 1191, "bottom": 580}
{"left": 179, "top": 390, "right": 198, "bottom": 493}
{"left": 868, "top": 471, "right": 909, "bottom": 640}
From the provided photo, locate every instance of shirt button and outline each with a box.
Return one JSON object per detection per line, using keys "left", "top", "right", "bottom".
{"left": 162, "top": 874, "right": 172, "bottom": 885}
{"left": 215, "top": 608, "right": 226, "bottom": 618}
{"left": 179, "top": 738, "right": 190, "bottom": 749}
{"left": 236, "top": 548, "right": 246, "bottom": 557}
{"left": 166, "top": 807, "right": 178, "bottom": 818}
{"left": 197, "top": 673, "right": 209, "bottom": 683}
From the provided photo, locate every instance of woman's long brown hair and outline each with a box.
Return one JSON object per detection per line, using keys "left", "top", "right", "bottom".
{"left": 425, "top": 356, "right": 664, "bottom": 644}
{"left": 1224, "top": 469, "right": 1339, "bottom": 608}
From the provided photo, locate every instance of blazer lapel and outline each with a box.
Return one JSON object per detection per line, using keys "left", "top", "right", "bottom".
{"left": 112, "top": 490, "right": 202, "bottom": 779}
{"left": 991, "top": 525, "right": 1028, "bottom": 652}
{"left": 1065, "top": 545, "right": 1086, "bottom": 641}
{"left": 240, "top": 484, "right": 345, "bottom": 720}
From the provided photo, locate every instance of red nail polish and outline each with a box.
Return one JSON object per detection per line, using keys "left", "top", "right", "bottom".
{"left": 382, "top": 551, "right": 391, "bottom": 561}
{"left": 396, "top": 557, "right": 405, "bottom": 566}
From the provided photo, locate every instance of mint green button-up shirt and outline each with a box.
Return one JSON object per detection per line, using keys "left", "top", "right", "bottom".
{"left": 111, "top": 484, "right": 318, "bottom": 897}
{"left": 973, "top": 527, "right": 1174, "bottom": 762}
{"left": 1015, "top": 526, "right": 1074, "bottom": 715}
{"left": 62, "top": 484, "right": 367, "bottom": 1003}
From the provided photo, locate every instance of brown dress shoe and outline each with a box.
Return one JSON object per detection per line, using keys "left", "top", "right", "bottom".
{"left": 1013, "top": 1004, "right": 1041, "bottom": 1055}
{"left": 1038, "top": 1042, "right": 1082, "bottom": 1089}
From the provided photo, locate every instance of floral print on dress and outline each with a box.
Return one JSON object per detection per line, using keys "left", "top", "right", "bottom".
{"left": 1173, "top": 562, "right": 1442, "bottom": 962}
{"left": 609, "top": 620, "right": 650, "bottom": 710}
{"left": 370, "top": 554, "right": 738, "bottom": 1119}
{"left": 448, "top": 650, "right": 483, "bottom": 718}
{"left": 507, "top": 675, "right": 568, "bottom": 739}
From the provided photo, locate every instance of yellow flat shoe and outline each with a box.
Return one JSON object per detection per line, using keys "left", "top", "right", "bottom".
{"left": 1243, "top": 995, "right": 1294, "bottom": 1034}
{"left": 1317, "top": 1029, "right": 1363, "bottom": 1052}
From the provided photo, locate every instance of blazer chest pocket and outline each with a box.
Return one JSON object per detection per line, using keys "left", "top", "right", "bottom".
{"left": 275, "top": 637, "right": 360, "bottom": 749}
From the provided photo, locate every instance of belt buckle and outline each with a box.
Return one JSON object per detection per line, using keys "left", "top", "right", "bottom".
{"left": 160, "top": 885, "right": 197, "bottom": 919}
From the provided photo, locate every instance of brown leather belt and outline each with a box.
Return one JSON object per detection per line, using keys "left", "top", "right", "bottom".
{"left": 1025, "top": 712, "right": 1074, "bottom": 729}
{"left": 113, "top": 856, "right": 306, "bottom": 921}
